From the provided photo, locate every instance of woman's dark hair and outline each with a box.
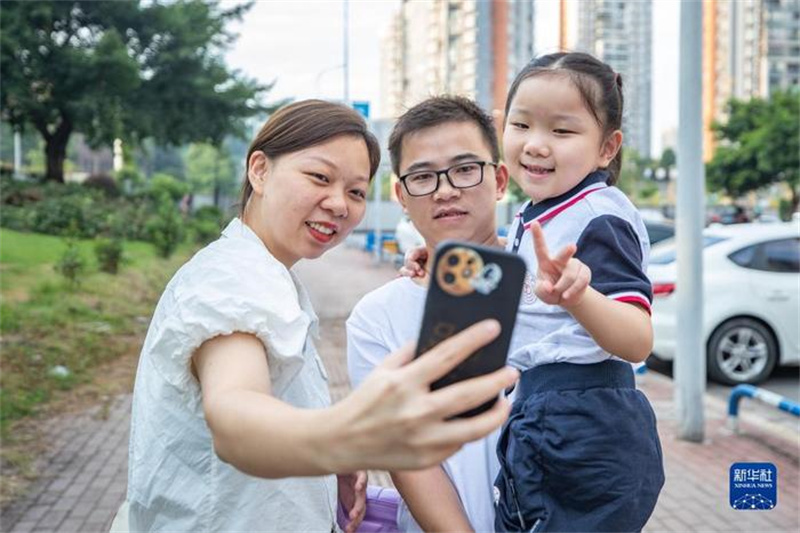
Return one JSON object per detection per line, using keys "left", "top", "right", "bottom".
{"left": 504, "top": 52, "right": 624, "bottom": 184}
{"left": 239, "top": 99, "right": 381, "bottom": 216}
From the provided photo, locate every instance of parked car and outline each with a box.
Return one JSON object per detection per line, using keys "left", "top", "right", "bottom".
{"left": 647, "top": 222, "right": 800, "bottom": 385}
{"left": 644, "top": 220, "right": 675, "bottom": 246}
{"left": 639, "top": 207, "right": 668, "bottom": 224}
{"left": 395, "top": 215, "right": 424, "bottom": 255}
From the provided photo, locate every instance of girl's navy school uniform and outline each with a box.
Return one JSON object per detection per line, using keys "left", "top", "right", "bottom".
{"left": 494, "top": 170, "right": 665, "bottom": 532}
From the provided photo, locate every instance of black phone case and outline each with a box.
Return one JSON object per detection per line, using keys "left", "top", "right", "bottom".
{"left": 414, "top": 240, "right": 526, "bottom": 417}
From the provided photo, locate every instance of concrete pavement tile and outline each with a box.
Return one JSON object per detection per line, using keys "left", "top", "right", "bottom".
{"left": 35, "top": 508, "right": 68, "bottom": 529}
{"left": 90, "top": 474, "right": 115, "bottom": 492}
{"left": 61, "top": 481, "right": 89, "bottom": 500}
{"left": 51, "top": 496, "right": 79, "bottom": 512}
{"left": 15, "top": 503, "right": 49, "bottom": 522}
{"left": 97, "top": 491, "right": 125, "bottom": 512}
{"left": 80, "top": 487, "right": 106, "bottom": 507}
{"left": 57, "top": 517, "right": 87, "bottom": 533}
{"left": 42, "top": 475, "right": 74, "bottom": 494}
{"left": 98, "top": 462, "right": 121, "bottom": 479}
{"left": 32, "top": 490, "right": 60, "bottom": 506}
{"left": 643, "top": 517, "right": 664, "bottom": 532}
{"left": 105, "top": 485, "right": 126, "bottom": 501}
{"left": 66, "top": 499, "right": 96, "bottom": 519}
{"left": 661, "top": 516, "right": 690, "bottom": 532}
{"left": 82, "top": 518, "right": 110, "bottom": 533}
{"left": 6, "top": 520, "right": 39, "bottom": 533}
{"left": 78, "top": 458, "right": 103, "bottom": 476}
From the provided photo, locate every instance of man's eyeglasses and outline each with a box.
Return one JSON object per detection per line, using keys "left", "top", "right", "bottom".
{"left": 398, "top": 161, "right": 498, "bottom": 197}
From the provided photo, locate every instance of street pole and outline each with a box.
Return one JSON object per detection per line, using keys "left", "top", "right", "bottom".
{"left": 675, "top": 0, "right": 705, "bottom": 442}
{"left": 373, "top": 171, "right": 382, "bottom": 263}
{"left": 343, "top": 0, "right": 350, "bottom": 106}
{"left": 13, "top": 130, "right": 22, "bottom": 179}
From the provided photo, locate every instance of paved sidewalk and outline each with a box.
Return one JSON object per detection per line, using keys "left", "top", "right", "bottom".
{"left": 0, "top": 396, "right": 130, "bottom": 533}
{"left": 638, "top": 371, "right": 799, "bottom": 532}
{"left": 1, "top": 243, "right": 798, "bottom": 532}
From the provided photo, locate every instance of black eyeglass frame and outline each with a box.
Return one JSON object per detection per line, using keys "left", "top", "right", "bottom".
{"left": 398, "top": 161, "right": 498, "bottom": 197}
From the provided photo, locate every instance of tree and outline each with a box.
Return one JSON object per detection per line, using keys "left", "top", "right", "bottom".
{"left": 707, "top": 90, "right": 799, "bottom": 213}
{"left": 616, "top": 147, "right": 654, "bottom": 201}
{"left": 659, "top": 147, "right": 676, "bottom": 181}
{"left": 0, "top": 1, "right": 270, "bottom": 182}
{"left": 184, "top": 142, "right": 237, "bottom": 207}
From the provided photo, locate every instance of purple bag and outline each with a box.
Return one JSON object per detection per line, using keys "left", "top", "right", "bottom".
{"left": 337, "top": 485, "right": 402, "bottom": 533}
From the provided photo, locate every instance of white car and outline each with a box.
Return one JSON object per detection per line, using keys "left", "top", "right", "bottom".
{"left": 648, "top": 222, "right": 800, "bottom": 385}
{"left": 395, "top": 215, "right": 424, "bottom": 255}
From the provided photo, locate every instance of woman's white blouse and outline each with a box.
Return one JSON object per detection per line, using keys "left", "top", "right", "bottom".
{"left": 127, "top": 218, "right": 337, "bottom": 532}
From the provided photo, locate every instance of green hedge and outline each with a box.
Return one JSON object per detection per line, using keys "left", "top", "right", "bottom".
{"left": 0, "top": 176, "right": 231, "bottom": 252}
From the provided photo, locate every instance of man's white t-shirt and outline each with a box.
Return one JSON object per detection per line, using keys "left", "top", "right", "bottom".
{"left": 347, "top": 277, "right": 500, "bottom": 533}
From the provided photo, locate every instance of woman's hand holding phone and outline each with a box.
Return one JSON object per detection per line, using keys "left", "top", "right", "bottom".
{"left": 328, "top": 320, "right": 518, "bottom": 472}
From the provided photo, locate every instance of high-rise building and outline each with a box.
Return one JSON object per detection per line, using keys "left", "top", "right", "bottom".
{"left": 379, "top": 11, "right": 405, "bottom": 119}
{"left": 703, "top": 0, "right": 764, "bottom": 160}
{"left": 378, "top": 0, "right": 535, "bottom": 120}
{"left": 703, "top": 0, "right": 799, "bottom": 160}
{"left": 764, "top": 0, "right": 800, "bottom": 92}
{"left": 575, "top": 0, "right": 653, "bottom": 159}
{"left": 502, "top": 0, "right": 537, "bottom": 113}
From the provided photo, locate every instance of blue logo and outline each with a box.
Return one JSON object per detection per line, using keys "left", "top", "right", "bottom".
{"left": 730, "top": 462, "right": 777, "bottom": 510}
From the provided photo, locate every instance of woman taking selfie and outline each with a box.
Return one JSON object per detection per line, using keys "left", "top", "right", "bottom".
{"left": 124, "top": 100, "right": 518, "bottom": 532}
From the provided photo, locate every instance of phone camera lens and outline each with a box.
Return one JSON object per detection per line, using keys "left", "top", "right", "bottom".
{"left": 448, "top": 255, "right": 459, "bottom": 266}
{"left": 444, "top": 273, "right": 456, "bottom": 284}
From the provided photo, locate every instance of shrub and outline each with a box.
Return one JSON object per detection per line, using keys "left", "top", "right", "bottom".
{"left": 94, "top": 237, "right": 125, "bottom": 274}
{"left": 193, "top": 205, "right": 224, "bottom": 224}
{"left": 116, "top": 166, "right": 144, "bottom": 195}
{"left": 779, "top": 198, "right": 795, "bottom": 221}
{"left": 147, "top": 198, "right": 185, "bottom": 258}
{"left": 31, "top": 194, "right": 107, "bottom": 238}
{"left": 0, "top": 178, "right": 160, "bottom": 240}
{"left": 1, "top": 182, "right": 43, "bottom": 206}
{"left": 191, "top": 218, "right": 221, "bottom": 244}
{"left": 0, "top": 205, "right": 35, "bottom": 232}
{"left": 54, "top": 240, "right": 87, "bottom": 288}
{"left": 148, "top": 173, "right": 189, "bottom": 203}
{"left": 84, "top": 174, "right": 120, "bottom": 198}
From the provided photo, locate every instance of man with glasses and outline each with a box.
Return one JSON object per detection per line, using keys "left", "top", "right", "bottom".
{"left": 347, "top": 96, "right": 509, "bottom": 532}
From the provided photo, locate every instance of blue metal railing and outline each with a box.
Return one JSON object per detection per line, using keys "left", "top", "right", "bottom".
{"left": 727, "top": 384, "right": 800, "bottom": 433}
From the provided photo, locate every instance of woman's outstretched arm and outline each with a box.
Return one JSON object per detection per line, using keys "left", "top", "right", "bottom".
{"left": 193, "top": 320, "right": 518, "bottom": 478}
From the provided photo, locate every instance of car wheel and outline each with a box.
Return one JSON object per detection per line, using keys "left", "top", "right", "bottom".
{"left": 707, "top": 318, "right": 778, "bottom": 385}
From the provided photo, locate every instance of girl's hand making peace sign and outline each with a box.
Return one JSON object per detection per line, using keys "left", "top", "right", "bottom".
{"left": 530, "top": 221, "right": 592, "bottom": 310}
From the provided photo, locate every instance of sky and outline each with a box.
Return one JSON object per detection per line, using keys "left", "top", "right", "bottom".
{"left": 224, "top": 0, "right": 680, "bottom": 158}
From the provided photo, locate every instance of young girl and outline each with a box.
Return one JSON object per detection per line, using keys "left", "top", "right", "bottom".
{"left": 494, "top": 52, "right": 665, "bottom": 532}
{"left": 124, "top": 100, "right": 518, "bottom": 533}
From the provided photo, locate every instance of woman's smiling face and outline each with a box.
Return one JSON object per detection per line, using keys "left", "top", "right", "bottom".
{"left": 245, "top": 135, "right": 371, "bottom": 267}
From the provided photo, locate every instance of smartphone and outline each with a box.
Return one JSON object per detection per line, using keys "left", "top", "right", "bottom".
{"left": 414, "top": 240, "right": 526, "bottom": 417}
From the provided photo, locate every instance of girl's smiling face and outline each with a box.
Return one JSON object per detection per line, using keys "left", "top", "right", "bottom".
{"left": 244, "top": 135, "right": 371, "bottom": 267}
{"left": 503, "top": 74, "right": 622, "bottom": 202}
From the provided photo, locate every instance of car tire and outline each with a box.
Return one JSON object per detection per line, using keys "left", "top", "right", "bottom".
{"left": 707, "top": 318, "right": 778, "bottom": 385}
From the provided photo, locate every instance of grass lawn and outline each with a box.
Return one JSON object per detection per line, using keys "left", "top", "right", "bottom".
{"left": 0, "top": 228, "right": 196, "bottom": 431}
{"left": 0, "top": 229, "right": 160, "bottom": 297}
